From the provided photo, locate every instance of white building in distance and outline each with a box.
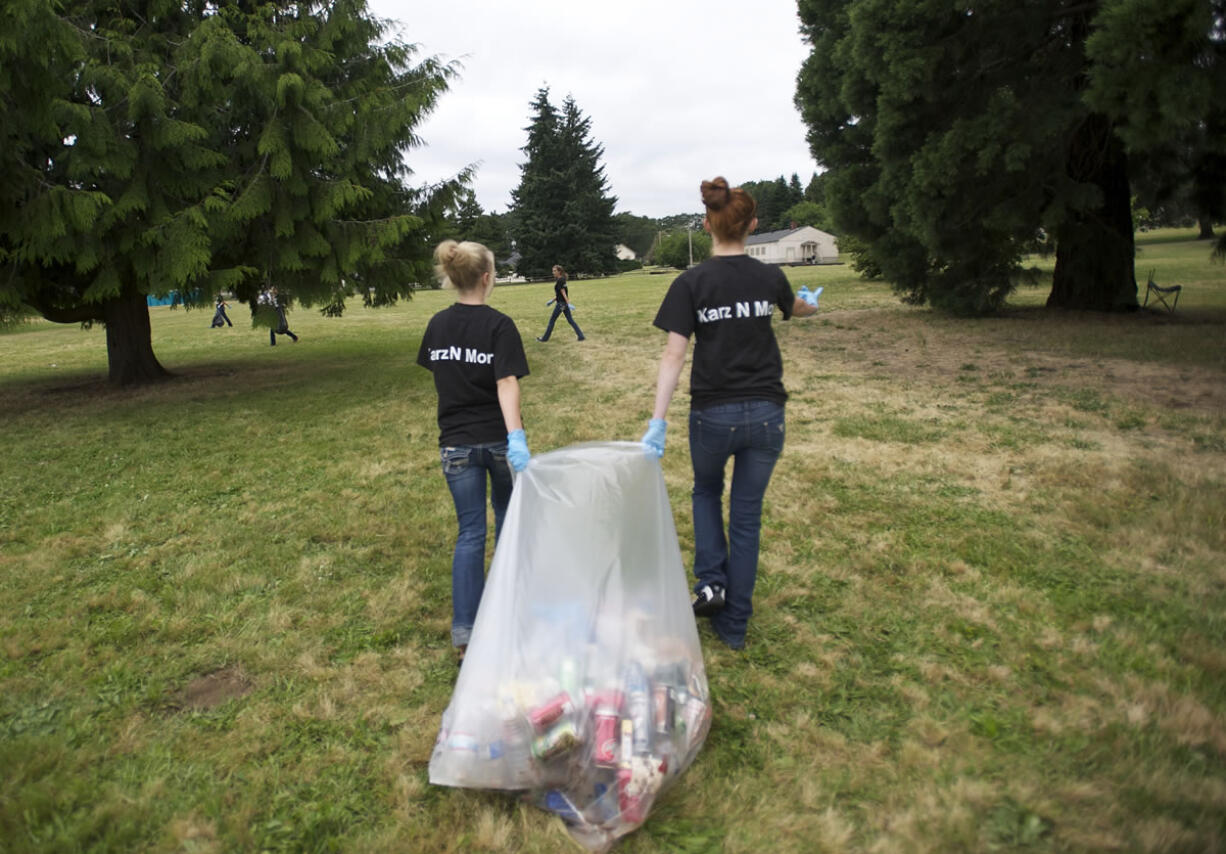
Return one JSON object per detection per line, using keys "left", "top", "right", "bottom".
{"left": 745, "top": 225, "right": 839, "bottom": 265}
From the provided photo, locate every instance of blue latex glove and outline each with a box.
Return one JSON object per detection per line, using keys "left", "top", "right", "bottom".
{"left": 640, "top": 419, "right": 667, "bottom": 458}
{"left": 507, "top": 429, "right": 530, "bottom": 472}
{"left": 798, "top": 285, "right": 823, "bottom": 309}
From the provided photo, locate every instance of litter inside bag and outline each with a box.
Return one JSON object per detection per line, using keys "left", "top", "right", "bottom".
{"left": 429, "top": 442, "right": 711, "bottom": 852}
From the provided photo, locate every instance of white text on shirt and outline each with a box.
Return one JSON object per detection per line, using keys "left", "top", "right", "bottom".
{"left": 696, "top": 300, "right": 774, "bottom": 324}
{"left": 429, "top": 345, "right": 494, "bottom": 365}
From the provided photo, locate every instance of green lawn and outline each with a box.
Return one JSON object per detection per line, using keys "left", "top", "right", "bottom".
{"left": 1, "top": 230, "right": 1224, "bottom": 853}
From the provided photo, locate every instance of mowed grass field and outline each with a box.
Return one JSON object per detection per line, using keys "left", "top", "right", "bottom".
{"left": 2, "top": 229, "right": 1224, "bottom": 853}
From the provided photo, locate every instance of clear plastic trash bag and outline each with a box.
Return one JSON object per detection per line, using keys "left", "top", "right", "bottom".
{"left": 429, "top": 441, "right": 711, "bottom": 852}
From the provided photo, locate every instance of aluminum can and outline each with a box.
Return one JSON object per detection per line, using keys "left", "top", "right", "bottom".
{"left": 625, "top": 663, "right": 651, "bottom": 754}
{"left": 617, "top": 766, "right": 646, "bottom": 824}
{"left": 682, "top": 695, "right": 709, "bottom": 741}
{"left": 528, "top": 692, "right": 573, "bottom": 731}
{"left": 592, "top": 704, "right": 619, "bottom": 767}
{"left": 542, "top": 789, "right": 580, "bottom": 823}
{"left": 531, "top": 719, "right": 578, "bottom": 761}
{"left": 652, "top": 682, "right": 673, "bottom": 737}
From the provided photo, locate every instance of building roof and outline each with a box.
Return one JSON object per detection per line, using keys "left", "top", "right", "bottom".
{"left": 745, "top": 226, "right": 806, "bottom": 245}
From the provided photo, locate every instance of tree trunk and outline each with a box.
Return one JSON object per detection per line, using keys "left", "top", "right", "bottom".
{"left": 104, "top": 286, "right": 172, "bottom": 386}
{"left": 1197, "top": 215, "right": 1215, "bottom": 240}
{"left": 1047, "top": 113, "right": 1138, "bottom": 311}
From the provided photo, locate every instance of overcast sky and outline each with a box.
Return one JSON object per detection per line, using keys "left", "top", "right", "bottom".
{"left": 365, "top": 0, "right": 819, "bottom": 219}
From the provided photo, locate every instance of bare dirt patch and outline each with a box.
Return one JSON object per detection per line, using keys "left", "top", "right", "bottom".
{"left": 174, "top": 666, "right": 253, "bottom": 711}
{"left": 802, "top": 308, "right": 1226, "bottom": 417}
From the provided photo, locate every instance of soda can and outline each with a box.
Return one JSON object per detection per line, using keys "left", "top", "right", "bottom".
{"left": 673, "top": 685, "right": 689, "bottom": 732}
{"left": 528, "top": 692, "right": 574, "bottom": 731}
{"left": 617, "top": 766, "right": 646, "bottom": 824}
{"left": 592, "top": 704, "right": 619, "bottom": 767}
{"left": 652, "top": 683, "right": 673, "bottom": 737}
{"left": 542, "top": 789, "right": 581, "bottom": 823}
{"left": 531, "top": 719, "right": 578, "bottom": 761}
{"left": 625, "top": 663, "right": 651, "bottom": 754}
{"left": 682, "top": 695, "right": 709, "bottom": 741}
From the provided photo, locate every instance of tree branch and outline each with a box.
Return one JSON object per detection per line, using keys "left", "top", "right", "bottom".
{"left": 27, "top": 292, "right": 104, "bottom": 324}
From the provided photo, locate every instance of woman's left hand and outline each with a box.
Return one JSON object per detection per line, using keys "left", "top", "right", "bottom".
{"left": 641, "top": 419, "right": 667, "bottom": 458}
{"left": 798, "top": 285, "right": 822, "bottom": 308}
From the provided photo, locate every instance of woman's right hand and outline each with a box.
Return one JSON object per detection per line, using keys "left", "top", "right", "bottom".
{"left": 507, "top": 429, "right": 531, "bottom": 471}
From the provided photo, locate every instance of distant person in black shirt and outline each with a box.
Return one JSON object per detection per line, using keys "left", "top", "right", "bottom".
{"left": 641, "top": 177, "right": 820, "bottom": 649}
{"left": 417, "top": 240, "right": 531, "bottom": 658}
{"left": 261, "top": 287, "right": 298, "bottom": 345}
{"left": 210, "top": 295, "right": 232, "bottom": 328}
{"left": 536, "top": 265, "right": 586, "bottom": 342}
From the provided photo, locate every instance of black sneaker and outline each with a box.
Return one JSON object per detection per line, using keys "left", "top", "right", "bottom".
{"left": 692, "top": 583, "right": 726, "bottom": 616}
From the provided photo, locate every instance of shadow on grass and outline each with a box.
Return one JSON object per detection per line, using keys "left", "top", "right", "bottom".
{"left": 1, "top": 343, "right": 430, "bottom": 421}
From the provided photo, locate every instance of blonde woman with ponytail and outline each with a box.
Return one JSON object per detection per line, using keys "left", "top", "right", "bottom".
{"left": 417, "top": 240, "right": 531, "bottom": 659}
{"left": 641, "top": 177, "right": 819, "bottom": 650}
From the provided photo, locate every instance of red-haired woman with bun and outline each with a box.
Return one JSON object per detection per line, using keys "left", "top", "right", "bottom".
{"left": 641, "top": 177, "right": 820, "bottom": 650}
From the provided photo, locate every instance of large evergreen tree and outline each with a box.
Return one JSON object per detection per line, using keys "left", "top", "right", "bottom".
{"left": 0, "top": 0, "right": 457, "bottom": 384}
{"left": 795, "top": 0, "right": 1225, "bottom": 314}
{"left": 509, "top": 88, "right": 617, "bottom": 278}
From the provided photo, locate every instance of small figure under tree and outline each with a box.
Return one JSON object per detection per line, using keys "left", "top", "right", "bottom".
{"left": 0, "top": 0, "right": 459, "bottom": 385}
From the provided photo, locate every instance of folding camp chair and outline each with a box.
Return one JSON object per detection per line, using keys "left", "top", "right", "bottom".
{"left": 1143, "top": 269, "right": 1181, "bottom": 313}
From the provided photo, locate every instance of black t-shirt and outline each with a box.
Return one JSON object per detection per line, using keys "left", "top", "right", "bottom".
{"left": 554, "top": 278, "right": 569, "bottom": 306}
{"left": 653, "top": 254, "right": 794, "bottom": 409}
{"left": 416, "top": 303, "right": 529, "bottom": 446}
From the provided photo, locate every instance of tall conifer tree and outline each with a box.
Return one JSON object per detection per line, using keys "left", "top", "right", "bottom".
{"left": 0, "top": 0, "right": 457, "bottom": 384}
{"left": 795, "top": 0, "right": 1225, "bottom": 313}
{"left": 509, "top": 88, "right": 617, "bottom": 278}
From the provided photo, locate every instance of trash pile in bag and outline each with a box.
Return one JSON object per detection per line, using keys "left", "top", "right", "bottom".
{"left": 429, "top": 442, "right": 711, "bottom": 852}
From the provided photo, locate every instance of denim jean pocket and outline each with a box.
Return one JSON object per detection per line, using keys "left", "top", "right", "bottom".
{"left": 745, "top": 401, "right": 785, "bottom": 453}
{"left": 756, "top": 417, "right": 785, "bottom": 454}
{"left": 691, "top": 412, "right": 737, "bottom": 456}
{"left": 440, "top": 446, "right": 470, "bottom": 475}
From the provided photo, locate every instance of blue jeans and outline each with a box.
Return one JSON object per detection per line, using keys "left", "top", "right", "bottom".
{"left": 539, "top": 304, "right": 585, "bottom": 340}
{"left": 689, "top": 400, "right": 785, "bottom": 647}
{"left": 441, "top": 442, "right": 514, "bottom": 646}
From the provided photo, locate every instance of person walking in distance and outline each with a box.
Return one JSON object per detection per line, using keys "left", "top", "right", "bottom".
{"left": 640, "top": 177, "right": 821, "bottom": 650}
{"left": 418, "top": 240, "right": 532, "bottom": 660}
{"left": 536, "top": 265, "right": 585, "bottom": 342}
{"left": 262, "top": 287, "right": 299, "bottom": 345}
{"left": 210, "top": 295, "right": 233, "bottom": 328}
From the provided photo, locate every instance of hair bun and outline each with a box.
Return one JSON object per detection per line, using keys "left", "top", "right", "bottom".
{"left": 700, "top": 177, "right": 732, "bottom": 210}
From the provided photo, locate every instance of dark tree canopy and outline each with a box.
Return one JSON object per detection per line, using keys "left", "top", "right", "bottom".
{"left": 0, "top": 0, "right": 458, "bottom": 384}
{"left": 795, "top": 0, "right": 1226, "bottom": 314}
{"left": 508, "top": 87, "right": 618, "bottom": 279}
{"left": 741, "top": 176, "right": 805, "bottom": 233}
